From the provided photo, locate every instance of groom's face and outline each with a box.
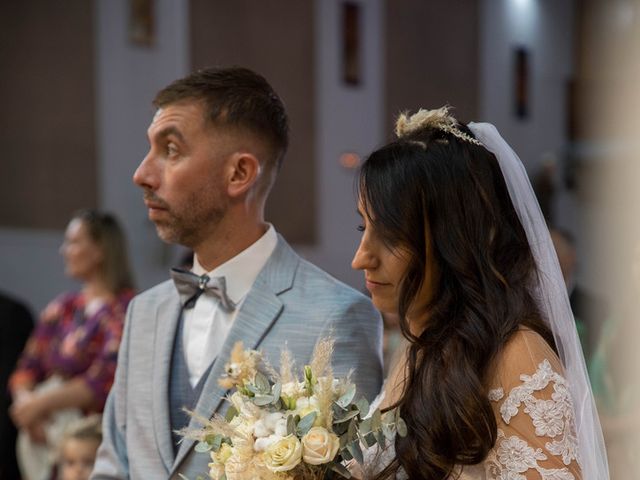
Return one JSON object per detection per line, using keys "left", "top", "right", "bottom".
{"left": 133, "top": 100, "right": 234, "bottom": 249}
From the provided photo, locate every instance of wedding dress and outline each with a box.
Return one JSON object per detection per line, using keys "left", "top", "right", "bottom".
{"left": 362, "top": 329, "right": 582, "bottom": 479}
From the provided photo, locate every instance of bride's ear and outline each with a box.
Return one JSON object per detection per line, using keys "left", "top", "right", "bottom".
{"left": 226, "top": 152, "right": 261, "bottom": 197}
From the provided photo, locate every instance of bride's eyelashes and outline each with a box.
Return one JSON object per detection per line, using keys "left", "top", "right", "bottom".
{"left": 357, "top": 225, "right": 365, "bottom": 232}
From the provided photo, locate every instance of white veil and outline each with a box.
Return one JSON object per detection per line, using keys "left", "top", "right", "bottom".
{"left": 468, "top": 122, "right": 609, "bottom": 479}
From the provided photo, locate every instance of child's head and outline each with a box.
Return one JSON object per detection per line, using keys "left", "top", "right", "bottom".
{"left": 59, "top": 415, "right": 102, "bottom": 480}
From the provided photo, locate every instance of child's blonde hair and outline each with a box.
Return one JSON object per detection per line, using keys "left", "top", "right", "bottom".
{"left": 59, "top": 414, "right": 103, "bottom": 457}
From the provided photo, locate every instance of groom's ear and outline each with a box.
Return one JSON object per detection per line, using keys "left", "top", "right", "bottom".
{"left": 226, "top": 152, "right": 261, "bottom": 198}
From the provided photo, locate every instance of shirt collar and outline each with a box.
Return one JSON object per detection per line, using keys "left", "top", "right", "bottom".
{"left": 191, "top": 225, "right": 278, "bottom": 304}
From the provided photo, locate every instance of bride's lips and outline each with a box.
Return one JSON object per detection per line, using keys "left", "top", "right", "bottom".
{"left": 365, "top": 278, "right": 391, "bottom": 292}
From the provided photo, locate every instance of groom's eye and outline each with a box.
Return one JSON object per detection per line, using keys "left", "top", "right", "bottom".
{"left": 356, "top": 225, "right": 365, "bottom": 232}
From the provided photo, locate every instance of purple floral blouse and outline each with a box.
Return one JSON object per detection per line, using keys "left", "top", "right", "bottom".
{"left": 9, "top": 290, "right": 134, "bottom": 411}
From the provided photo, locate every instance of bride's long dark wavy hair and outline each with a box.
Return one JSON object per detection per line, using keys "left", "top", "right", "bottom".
{"left": 359, "top": 121, "right": 555, "bottom": 479}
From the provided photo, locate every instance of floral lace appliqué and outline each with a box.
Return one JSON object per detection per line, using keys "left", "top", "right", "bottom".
{"left": 488, "top": 388, "right": 504, "bottom": 402}
{"left": 484, "top": 359, "right": 580, "bottom": 480}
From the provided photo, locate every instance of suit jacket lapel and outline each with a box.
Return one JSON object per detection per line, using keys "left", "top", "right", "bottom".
{"left": 151, "top": 292, "right": 182, "bottom": 472}
{"left": 171, "top": 236, "right": 299, "bottom": 472}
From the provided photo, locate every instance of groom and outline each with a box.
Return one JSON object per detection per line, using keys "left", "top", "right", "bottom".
{"left": 91, "top": 67, "right": 383, "bottom": 479}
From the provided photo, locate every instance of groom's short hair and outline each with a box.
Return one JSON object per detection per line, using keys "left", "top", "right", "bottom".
{"left": 153, "top": 66, "right": 289, "bottom": 184}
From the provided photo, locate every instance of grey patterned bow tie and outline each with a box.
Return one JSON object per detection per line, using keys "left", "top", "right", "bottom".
{"left": 170, "top": 268, "right": 236, "bottom": 311}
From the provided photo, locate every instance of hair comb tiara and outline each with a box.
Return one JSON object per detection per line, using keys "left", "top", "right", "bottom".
{"left": 395, "top": 106, "right": 483, "bottom": 146}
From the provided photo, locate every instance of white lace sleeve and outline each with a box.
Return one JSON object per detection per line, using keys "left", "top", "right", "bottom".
{"left": 483, "top": 330, "right": 582, "bottom": 480}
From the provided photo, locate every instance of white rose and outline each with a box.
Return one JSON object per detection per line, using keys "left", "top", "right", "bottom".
{"left": 301, "top": 427, "right": 340, "bottom": 465}
{"left": 263, "top": 435, "right": 302, "bottom": 472}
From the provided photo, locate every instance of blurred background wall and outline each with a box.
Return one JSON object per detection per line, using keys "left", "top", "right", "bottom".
{"left": 0, "top": 0, "right": 578, "bottom": 310}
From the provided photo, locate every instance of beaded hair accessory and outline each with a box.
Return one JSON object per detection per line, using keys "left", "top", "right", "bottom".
{"left": 395, "top": 106, "right": 483, "bottom": 146}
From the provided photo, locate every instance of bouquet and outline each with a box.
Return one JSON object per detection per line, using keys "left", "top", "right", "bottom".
{"left": 180, "top": 337, "right": 406, "bottom": 480}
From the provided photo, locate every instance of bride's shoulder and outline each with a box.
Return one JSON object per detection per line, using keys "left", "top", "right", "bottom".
{"left": 489, "top": 327, "right": 563, "bottom": 390}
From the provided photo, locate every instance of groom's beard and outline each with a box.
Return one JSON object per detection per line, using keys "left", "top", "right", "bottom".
{"left": 143, "top": 188, "right": 228, "bottom": 248}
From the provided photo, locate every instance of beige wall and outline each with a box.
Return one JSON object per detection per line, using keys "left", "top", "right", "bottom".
{"left": 385, "top": 0, "right": 480, "bottom": 138}
{"left": 0, "top": 1, "right": 96, "bottom": 229}
{"left": 190, "top": 0, "right": 317, "bottom": 244}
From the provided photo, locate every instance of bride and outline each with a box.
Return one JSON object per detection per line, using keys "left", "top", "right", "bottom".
{"left": 350, "top": 108, "right": 609, "bottom": 479}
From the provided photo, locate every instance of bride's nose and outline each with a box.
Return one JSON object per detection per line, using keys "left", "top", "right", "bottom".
{"left": 352, "top": 239, "right": 376, "bottom": 271}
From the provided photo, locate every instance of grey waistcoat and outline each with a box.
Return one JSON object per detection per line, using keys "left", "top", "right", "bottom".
{"left": 169, "top": 311, "right": 213, "bottom": 453}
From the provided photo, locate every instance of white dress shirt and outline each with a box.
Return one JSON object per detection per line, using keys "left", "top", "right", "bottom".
{"left": 182, "top": 225, "right": 278, "bottom": 387}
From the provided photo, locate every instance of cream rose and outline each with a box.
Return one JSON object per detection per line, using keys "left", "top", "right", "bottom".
{"left": 301, "top": 427, "right": 340, "bottom": 465}
{"left": 263, "top": 435, "right": 302, "bottom": 472}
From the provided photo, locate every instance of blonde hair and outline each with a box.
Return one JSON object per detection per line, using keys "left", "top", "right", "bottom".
{"left": 62, "top": 414, "right": 103, "bottom": 445}
{"left": 73, "top": 209, "right": 134, "bottom": 293}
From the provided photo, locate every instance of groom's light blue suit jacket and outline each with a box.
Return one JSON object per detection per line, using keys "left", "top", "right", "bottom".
{"left": 92, "top": 236, "right": 383, "bottom": 479}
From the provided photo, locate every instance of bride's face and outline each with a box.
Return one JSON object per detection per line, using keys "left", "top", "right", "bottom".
{"left": 352, "top": 202, "right": 410, "bottom": 315}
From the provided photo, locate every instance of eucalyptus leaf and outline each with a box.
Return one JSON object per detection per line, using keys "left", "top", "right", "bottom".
{"left": 287, "top": 414, "right": 296, "bottom": 436}
{"left": 341, "top": 446, "right": 353, "bottom": 461}
{"left": 335, "top": 384, "right": 356, "bottom": 408}
{"left": 224, "top": 406, "right": 238, "bottom": 422}
{"left": 371, "top": 409, "right": 382, "bottom": 432}
{"left": 347, "top": 418, "right": 357, "bottom": 442}
{"left": 355, "top": 397, "right": 370, "bottom": 418}
{"left": 333, "top": 409, "right": 360, "bottom": 424}
{"left": 396, "top": 417, "right": 408, "bottom": 437}
{"left": 347, "top": 440, "right": 364, "bottom": 465}
{"left": 254, "top": 372, "right": 271, "bottom": 393}
{"left": 358, "top": 417, "right": 372, "bottom": 435}
{"left": 210, "top": 434, "right": 223, "bottom": 451}
{"left": 271, "top": 381, "right": 281, "bottom": 400}
{"left": 329, "top": 461, "right": 352, "bottom": 478}
{"left": 246, "top": 383, "right": 260, "bottom": 395}
{"left": 362, "top": 431, "right": 377, "bottom": 448}
{"left": 333, "top": 402, "right": 347, "bottom": 416}
{"left": 252, "top": 394, "right": 274, "bottom": 406}
{"left": 381, "top": 422, "right": 395, "bottom": 440}
{"left": 194, "top": 441, "right": 212, "bottom": 453}
{"left": 296, "top": 411, "right": 317, "bottom": 436}
{"left": 333, "top": 421, "right": 348, "bottom": 436}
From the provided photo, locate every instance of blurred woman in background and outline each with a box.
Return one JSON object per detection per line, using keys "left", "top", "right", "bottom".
{"left": 8, "top": 209, "right": 134, "bottom": 480}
